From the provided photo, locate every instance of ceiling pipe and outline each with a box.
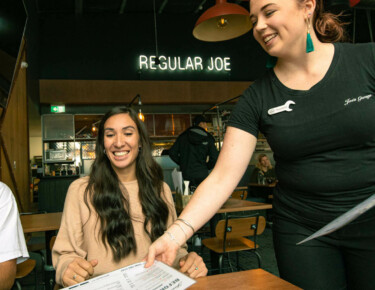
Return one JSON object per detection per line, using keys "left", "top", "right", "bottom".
{"left": 119, "top": 0, "right": 127, "bottom": 14}
{"left": 75, "top": 0, "right": 83, "bottom": 14}
{"left": 158, "top": 0, "right": 169, "bottom": 14}
{"left": 194, "top": 0, "right": 208, "bottom": 14}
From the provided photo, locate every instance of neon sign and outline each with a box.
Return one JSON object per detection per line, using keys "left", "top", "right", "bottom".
{"left": 139, "top": 55, "right": 231, "bottom": 72}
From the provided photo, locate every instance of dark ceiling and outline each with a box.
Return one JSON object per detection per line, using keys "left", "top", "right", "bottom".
{"left": 32, "top": 0, "right": 374, "bottom": 42}
{"left": 34, "top": 0, "right": 237, "bottom": 15}
{"left": 31, "top": 0, "right": 374, "bottom": 17}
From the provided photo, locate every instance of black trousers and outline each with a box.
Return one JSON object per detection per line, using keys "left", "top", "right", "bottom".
{"left": 273, "top": 214, "right": 375, "bottom": 290}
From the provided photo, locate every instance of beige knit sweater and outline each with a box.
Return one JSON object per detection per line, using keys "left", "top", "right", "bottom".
{"left": 52, "top": 177, "right": 188, "bottom": 286}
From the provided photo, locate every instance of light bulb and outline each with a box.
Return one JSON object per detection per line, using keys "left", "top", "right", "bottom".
{"left": 92, "top": 126, "right": 97, "bottom": 132}
{"left": 217, "top": 17, "right": 228, "bottom": 29}
{"left": 138, "top": 109, "right": 145, "bottom": 122}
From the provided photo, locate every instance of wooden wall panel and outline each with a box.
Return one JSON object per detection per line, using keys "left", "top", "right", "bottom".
{"left": 0, "top": 41, "right": 30, "bottom": 212}
{"left": 39, "top": 80, "right": 252, "bottom": 104}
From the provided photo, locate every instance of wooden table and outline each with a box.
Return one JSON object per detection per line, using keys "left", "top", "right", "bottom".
{"left": 21, "top": 212, "right": 62, "bottom": 234}
{"left": 188, "top": 269, "right": 301, "bottom": 290}
{"left": 218, "top": 198, "right": 272, "bottom": 213}
{"left": 21, "top": 212, "right": 62, "bottom": 263}
{"left": 21, "top": 212, "right": 62, "bottom": 289}
{"left": 249, "top": 182, "right": 276, "bottom": 202}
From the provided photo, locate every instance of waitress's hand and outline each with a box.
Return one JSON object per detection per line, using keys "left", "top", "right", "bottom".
{"left": 62, "top": 257, "right": 98, "bottom": 286}
{"left": 179, "top": 252, "right": 207, "bottom": 278}
{"left": 144, "top": 232, "right": 180, "bottom": 268}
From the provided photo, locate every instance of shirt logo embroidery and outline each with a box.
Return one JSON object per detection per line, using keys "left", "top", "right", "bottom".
{"left": 344, "top": 94, "right": 373, "bottom": 106}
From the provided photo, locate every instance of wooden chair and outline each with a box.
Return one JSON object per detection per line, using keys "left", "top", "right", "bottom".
{"left": 202, "top": 214, "right": 266, "bottom": 274}
{"left": 45, "top": 236, "right": 57, "bottom": 289}
{"left": 48, "top": 236, "right": 65, "bottom": 290}
{"left": 14, "top": 259, "right": 37, "bottom": 290}
{"left": 21, "top": 211, "right": 47, "bottom": 273}
{"left": 230, "top": 186, "right": 248, "bottom": 200}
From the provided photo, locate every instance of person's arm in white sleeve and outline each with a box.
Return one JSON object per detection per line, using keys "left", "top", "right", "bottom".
{"left": 0, "top": 182, "right": 29, "bottom": 289}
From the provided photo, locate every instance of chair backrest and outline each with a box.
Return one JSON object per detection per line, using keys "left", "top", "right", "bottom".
{"left": 16, "top": 259, "right": 36, "bottom": 279}
{"left": 50, "top": 236, "right": 57, "bottom": 250}
{"left": 215, "top": 215, "right": 266, "bottom": 240}
{"left": 231, "top": 186, "right": 248, "bottom": 200}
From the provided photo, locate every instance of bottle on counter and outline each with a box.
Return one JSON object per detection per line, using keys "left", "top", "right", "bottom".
{"left": 257, "top": 171, "right": 265, "bottom": 185}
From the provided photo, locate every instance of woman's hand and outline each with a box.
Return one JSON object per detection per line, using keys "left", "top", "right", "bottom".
{"left": 144, "top": 233, "right": 180, "bottom": 268}
{"left": 62, "top": 257, "right": 98, "bottom": 286}
{"left": 179, "top": 252, "right": 207, "bottom": 279}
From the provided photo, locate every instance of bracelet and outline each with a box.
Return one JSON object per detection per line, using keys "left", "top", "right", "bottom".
{"left": 173, "top": 222, "right": 188, "bottom": 240}
{"left": 176, "top": 218, "right": 195, "bottom": 233}
{"left": 165, "top": 231, "right": 180, "bottom": 247}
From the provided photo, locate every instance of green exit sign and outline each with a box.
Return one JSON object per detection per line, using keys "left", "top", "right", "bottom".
{"left": 51, "top": 105, "right": 65, "bottom": 113}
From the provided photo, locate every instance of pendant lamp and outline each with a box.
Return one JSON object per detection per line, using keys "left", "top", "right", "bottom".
{"left": 193, "top": 0, "right": 252, "bottom": 42}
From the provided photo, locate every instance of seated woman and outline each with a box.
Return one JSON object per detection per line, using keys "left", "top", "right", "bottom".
{"left": 250, "top": 154, "right": 277, "bottom": 184}
{"left": 52, "top": 107, "right": 207, "bottom": 287}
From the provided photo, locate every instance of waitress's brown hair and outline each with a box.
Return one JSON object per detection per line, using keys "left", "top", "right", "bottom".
{"left": 303, "top": 0, "right": 349, "bottom": 42}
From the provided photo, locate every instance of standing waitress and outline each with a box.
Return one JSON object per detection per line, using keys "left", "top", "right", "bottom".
{"left": 146, "top": 0, "right": 375, "bottom": 289}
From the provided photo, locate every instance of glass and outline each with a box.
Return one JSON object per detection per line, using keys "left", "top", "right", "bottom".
{"left": 154, "top": 114, "right": 190, "bottom": 137}
{"left": 144, "top": 114, "right": 155, "bottom": 137}
{"left": 43, "top": 114, "right": 74, "bottom": 140}
{"left": 81, "top": 141, "right": 96, "bottom": 159}
{"left": 44, "top": 141, "right": 75, "bottom": 161}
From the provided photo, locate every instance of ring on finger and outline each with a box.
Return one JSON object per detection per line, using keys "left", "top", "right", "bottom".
{"left": 73, "top": 274, "right": 77, "bottom": 280}
{"left": 194, "top": 264, "right": 198, "bottom": 271}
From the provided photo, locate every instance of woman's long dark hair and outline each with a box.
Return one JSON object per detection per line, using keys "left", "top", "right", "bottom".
{"left": 84, "top": 107, "right": 169, "bottom": 262}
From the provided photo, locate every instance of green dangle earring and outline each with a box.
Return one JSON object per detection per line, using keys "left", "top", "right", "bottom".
{"left": 266, "top": 56, "right": 277, "bottom": 68}
{"left": 306, "top": 13, "right": 314, "bottom": 53}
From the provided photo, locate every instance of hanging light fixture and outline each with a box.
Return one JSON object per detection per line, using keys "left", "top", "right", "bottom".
{"left": 138, "top": 109, "right": 145, "bottom": 122}
{"left": 193, "top": 0, "right": 252, "bottom": 42}
{"left": 91, "top": 120, "right": 101, "bottom": 133}
{"left": 128, "top": 94, "right": 145, "bottom": 122}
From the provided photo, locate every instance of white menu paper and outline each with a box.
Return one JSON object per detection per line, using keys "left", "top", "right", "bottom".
{"left": 297, "top": 194, "right": 375, "bottom": 245}
{"left": 62, "top": 261, "right": 196, "bottom": 290}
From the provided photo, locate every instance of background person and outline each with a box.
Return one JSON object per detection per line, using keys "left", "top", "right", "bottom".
{"left": 250, "top": 154, "right": 277, "bottom": 184}
{"left": 0, "top": 182, "right": 29, "bottom": 290}
{"left": 146, "top": 0, "right": 375, "bottom": 289}
{"left": 169, "top": 115, "right": 219, "bottom": 190}
{"left": 249, "top": 154, "right": 277, "bottom": 204}
{"left": 53, "top": 107, "right": 207, "bottom": 287}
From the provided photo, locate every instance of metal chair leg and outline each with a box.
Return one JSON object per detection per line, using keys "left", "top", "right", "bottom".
{"left": 227, "top": 253, "right": 235, "bottom": 273}
{"left": 253, "top": 250, "right": 262, "bottom": 268}
{"left": 236, "top": 252, "right": 240, "bottom": 271}
{"left": 366, "top": 9, "right": 374, "bottom": 42}
{"left": 218, "top": 254, "right": 223, "bottom": 274}
{"left": 353, "top": 8, "right": 357, "bottom": 43}
{"left": 15, "top": 281, "right": 22, "bottom": 290}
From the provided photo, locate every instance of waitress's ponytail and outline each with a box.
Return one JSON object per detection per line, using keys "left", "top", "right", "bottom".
{"left": 313, "top": 0, "right": 349, "bottom": 43}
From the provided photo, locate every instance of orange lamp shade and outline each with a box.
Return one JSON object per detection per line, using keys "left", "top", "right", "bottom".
{"left": 193, "top": 0, "right": 252, "bottom": 42}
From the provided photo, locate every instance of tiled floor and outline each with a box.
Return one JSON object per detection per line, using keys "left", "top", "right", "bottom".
{"left": 15, "top": 221, "right": 278, "bottom": 289}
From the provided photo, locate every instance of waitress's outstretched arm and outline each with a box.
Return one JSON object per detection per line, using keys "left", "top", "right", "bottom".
{"left": 145, "top": 127, "right": 257, "bottom": 267}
